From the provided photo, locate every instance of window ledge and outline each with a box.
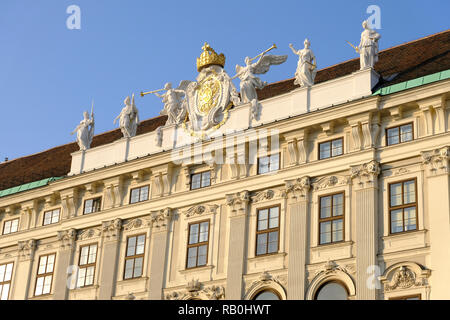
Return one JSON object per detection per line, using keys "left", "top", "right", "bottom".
{"left": 311, "top": 240, "right": 353, "bottom": 251}
{"left": 179, "top": 265, "right": 214, "bottom": 274}
{"left": 28, "top": 294, "right": 54, "bottom": 300}
{"left": 248, "top": 252, "right": 286, "bottom": 263}
{"left": 382, "top": 229, "right": 427, "bottom": 240}
{"left": 117, "top": 276, "right": 149, "bottom": 284}
{"left": 70, "top": 284, "right": 99, "bottom": 292}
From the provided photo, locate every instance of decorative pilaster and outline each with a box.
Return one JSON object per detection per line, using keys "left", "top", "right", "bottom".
{"left": 148, "top": 208, "right": 173, "bottom": 299}
{"left": 282, "top": 177, "right": 310, "bottom": 300}
{"left": 13, "top": 239, "right": 37, "bottom": 300}
{"left": 225, "top": 191, "right": 250, "bottom": 299}
{"left": 98, "top": 218, "right": 123, "bottom": 300}
{"left": 418, "top": 95, "right": 446, "bottom": 136}
{"left": 421, "top": 145, "right": 450, "bottom": 299}
{"left": 53, "top": 229, "right": 77, "bottom": 299}
{"left": 103, "top": 177, "right": 123, "bottom": 209}
{"left": 350, "top": 160, "right": 380, "bottom": 300}
{"left": 284, "top": 129, "right": 308, "bottom": 166}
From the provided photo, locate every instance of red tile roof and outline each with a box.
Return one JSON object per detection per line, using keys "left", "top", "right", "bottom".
{"left": 1, "top": 29, "right": 449, "bottom": 191}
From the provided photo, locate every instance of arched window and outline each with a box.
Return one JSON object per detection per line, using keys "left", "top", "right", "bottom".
{"left": 315, "top": 281, "right": 349, "bottom": 300}
{"left": 252, "top": 289, "right": 281, "bottom": 300}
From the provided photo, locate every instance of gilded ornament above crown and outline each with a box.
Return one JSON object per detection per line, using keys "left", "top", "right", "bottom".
{"left": 196, "top": 42, "right": 226, "bottom": 72}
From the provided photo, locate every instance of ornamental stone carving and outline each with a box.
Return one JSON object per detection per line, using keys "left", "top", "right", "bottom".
{"left": 379, "top": 262, "right": 431, "bottom": 293}
{"left": 226, "top": 191, "right": 250, "bottom": 216}
{"left": 102, "top": 218, "right": 122, "bottom": 241}
{"left": 123, "top": 216, "right": 151, "bottom": 230}
{"left": 281, "top": 176, "right": 311, "bottom": 200}
{"left": 251, "top": 189, "right": 275, "bottom": 203}
{"left": 57, "top": 228, "right": 77, "bottom": 250}
{"left": 18, "top": 239, "right": 37, "bottom": 261}
{"left": 165, "top": 279, "right": 225, "bottom": 300}
{"left": 350, "top": 160, "right": 380, "bottom": 188}
{"left": 185, "top": 204, "right": 219, "bottom": 218}
{"left": 312, "top": 175, "right": 350, "bottom": 191}
{"left": 77, "top": 227, "right": 102, "bottom": 241}
{"left": 244, "top": 271, "right": 287, "bottom": 300}
{"left": 421, "top": 146, "right": 449, "bottom": 173}
{"left": 151, "top": 208, "right": 173, "bottom": 231}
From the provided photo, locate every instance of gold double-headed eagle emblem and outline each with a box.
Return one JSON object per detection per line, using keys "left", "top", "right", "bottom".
{"left": 196, "top": 74, "right": 221, "bottom": 116}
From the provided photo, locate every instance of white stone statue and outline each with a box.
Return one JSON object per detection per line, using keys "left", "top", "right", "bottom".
{"left": 154, "top": 82, "right": 190, "bottom": 126}
{"left": 289, "top": 39, "right": 317, "bottom": 87}
{"left": 71, "top": 107, "right": 94, "bottom": 151}
{"left": 233, "top": 48, "right": 288, "bottom": 105}
{"left": 114, "top": 94, "right": 139, "bottom": 138}
{"left": 357, "top": 20, "right": 381, "bottom": 70}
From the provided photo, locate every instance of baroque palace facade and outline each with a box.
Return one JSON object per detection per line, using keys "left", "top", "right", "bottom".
{"left": 0, "top": 29, "right": 449, "bottom": 300}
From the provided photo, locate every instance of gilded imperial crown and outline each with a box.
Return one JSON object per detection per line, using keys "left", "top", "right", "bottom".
{"left": 196, "top": 42, "right": 226, "bottom": 72}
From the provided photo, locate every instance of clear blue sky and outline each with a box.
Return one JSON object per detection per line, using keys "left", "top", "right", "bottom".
{"left": 0, "top": 0, "right": 449, "bottom": 161}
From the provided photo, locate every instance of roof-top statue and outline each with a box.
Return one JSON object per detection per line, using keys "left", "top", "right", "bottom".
{"left": 71, "top": 103, "right": 95, "bottom": 151}
{"left": 233, "top": 44, "right": 288, "bottom": 105}
{"left": 354, "top": 20, "right": 381, "bottom": 70}
{"left": 289, "top": 39, "right": 317, "bottom": 87}
{"left": 114, "top": 94, "right": 139, "bottom": 138}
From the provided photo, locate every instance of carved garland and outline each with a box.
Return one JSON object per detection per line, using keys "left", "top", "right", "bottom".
{"left": 165, "top": 279, "right": 225, "bottom": 300}
{"left": 185, "top": 204, "right": 219, "bottom": 218}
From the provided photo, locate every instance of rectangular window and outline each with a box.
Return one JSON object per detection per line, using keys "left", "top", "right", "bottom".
{"left": 319, "top": 138, "right": 343, "bottom": 160}
{"left": 256, "top": 206, "right": 280, "bottom": 256}
{"left": 130, "top": 185, "right": 149, "bottom": 204}
{"left": 77, "top": 244, "right": 97, "bottom": 288}
{"left": 190, "top": 171, "right": 211, "bottom": 190}
{"left": 43, "top": 209, "right": 61, "bottom": 226}
{"left": 35, "top": 253, "right": 55, "bottom": 296}
{"left": 0, "top": 262, "right": 14, "bottom": 300}
{"left": 83, "top": 197, "right": 102, "bottom": 215}
{"left": 389, "top": 179, "right": 417, "bottom": 234}
{"left": 2, "top": 219, "right": 19, "bottom": 235}
{"left": 124, "top": 234, "right": 146, "bottom": 280}
{"left": 389, "top": 294, "right": 421, "bottom": 300}
{"left": 319, "top": 193, "right": 344, "bottom": 245}
{"left": 186, "top": 221, "right": 210, "bottom": 269}
{"left": 386, "top": 123, "right": 413, "bottom": 146}
{"left": 257, "top": 153, "right": 280, "bottom": 174}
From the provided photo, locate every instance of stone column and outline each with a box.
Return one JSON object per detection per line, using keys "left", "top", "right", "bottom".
{"left": 12, "top": 239, "right": 37, "bottom": 300}
{"left": 148, "top": 208, "right": 173, "bottom": 300}
{"left": 421, "top": 146, "right": 450, "bottom": 299}
{"left": 53, "top": 229, "right": 77, "bottom": 300}
{"left": 283, "top": 177, "right": 310, "bottom": 300}
{"left": 98, "top": 218, "right": 122, "bottom": 300}
{"left": 225, "top": 191, "right": 250, "bottom": 300}
{"left": 350, "top": 160, "right": 380, "bottom": 300}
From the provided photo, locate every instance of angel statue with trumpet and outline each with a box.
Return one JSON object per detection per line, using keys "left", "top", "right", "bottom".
{"left": 233, "top": 44, "right": 288, "bottom": 105}
{"left": 71, "top": 102, "right": 95, "bottom": 151}
{"left": 114, "top": 94, "right": 140, "bottom": 138}
{"left": 142, "top": 81, "right": 191, "bottom": 126}
{"left": 289, "top": 39, "right": 317, "bottom": 87}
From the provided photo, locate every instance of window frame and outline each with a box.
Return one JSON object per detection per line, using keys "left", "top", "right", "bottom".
{"left": 83, "top": 197, "right": 102, "bottom": 215}
{"left": 2, "top": 218, "right": 19, "bottom": 235}
{"left": 388, "top": 178, "right": 418, "bottom": 235}
{"left": 43, "top": 208, "right": 61, "bottom": 226}
{"left": 318, "top": 137, "right": 344, "bottom": 160}
{"left": 34, "top": 253, "right": 56, "bottom": 297}
{"left": 76, "top": 243, "right": 98, "bottom": 288}
{"left": 129, "top": 185, "right": 150, "bottom": 204}
{"left": 185, "top": 219, "right": 210, "bottom": 269}
{"left": 190, "top": 171, "right": 211, "bottom": 190}
{"left": 255, "top": 205, "right": 281, "bottom": 257}
{"left": 318, "top": 192, "right": 345, "bottom": 245}
{"left": 389, "top": 294, "right": 421, "bottom": 300}
{"left": 385, "top": 122, "right": 414, "bottom": 146}
{"left": 257, "top": 152, "right": 281, "bottom": 175}
{"left": 123, "top": 234, "right": 146, "bottom": 280}
{"left": 0, "top": 262, "right": 14, "bottom": 300}
{"left": 314, "top": 280, "right": 350, "bottom": 300}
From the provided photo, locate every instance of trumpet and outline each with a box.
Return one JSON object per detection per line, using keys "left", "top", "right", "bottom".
{"left": 249, "top": 43, "right": 277, "bottom": 62}
{"left": 140, "top": 88, "right": 167, "bottom": 97}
